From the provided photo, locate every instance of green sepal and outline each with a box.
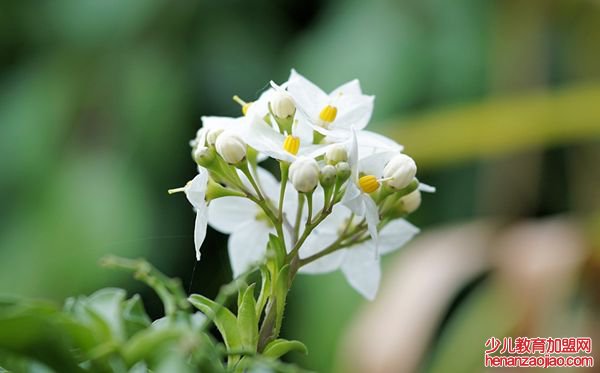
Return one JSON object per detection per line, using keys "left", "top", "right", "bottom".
{"left": 206, "top": 178, "right": 246, "bottom": 201}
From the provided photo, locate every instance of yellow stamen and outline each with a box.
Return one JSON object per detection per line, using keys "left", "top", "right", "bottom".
{"left": 359, "top": 175, "right": 379, "bottom": 193}
{"left": 319, "top": 105, "right": 337, "bottom": 123}
{"left": 283, "top": 135, "right": 300, "bottom": 155}
{"left": 233, "top": 95, "right": 252, "bottom": 116}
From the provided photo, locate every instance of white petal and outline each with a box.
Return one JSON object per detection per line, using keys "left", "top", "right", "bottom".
{"left": 314, "top": 205, "right": 354, "bottom": 235}
{"left": 341, "top": 245, "right": 381, "bottom": 300}
{"left": 287, "top": 69, "right": 328, "bottom": 120}
{"left": 207, "top": 197, "right": 257, "bottom": 234}
{"left": 194, "top": 210, "right": 208, "bottom": 261}
{"left": 376, "top": 219, "right": 419, "bottom": 255}
{"left": 334, "top": 94, "right": 374, "bottom": 131}
{"left": 358, "top": 151, "right": 396, "bottom": 177}
{"left": 228, "top": 223, "right": 272, "bottom": 278}
{"left": 185, "top": 170, "right": 208, "bottom": 209}
{"left": 246, "top": 88, "right": 274, "bottom": 118}
{"left": 363, "top": 195, "right": 380, "bottom": 243}
{"left": 300, "top": 246, "right": 346, "bottom": 274}
{"left": 246, "top": 116, "right": 294, "bottom": 162}
{"left": 341, "top": 182, "right": 365, "bottom": 216}
{"left": 356, "top": 130, "right": 404, "bottom": 155}
{"left": 349, "top": 129, "right": 359, "bottom": 179}
{"left": 419, "top": 182, "right": 436, "bottom": 193}
{"left": 330, "top": 79, "right": 362, "bottom": 96}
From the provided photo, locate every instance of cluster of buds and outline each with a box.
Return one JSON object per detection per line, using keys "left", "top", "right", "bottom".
{"left": 172, "top": 69, "right": 434, "bottom": 300}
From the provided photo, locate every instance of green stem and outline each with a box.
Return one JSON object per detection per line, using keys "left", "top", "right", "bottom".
{"left": 278, "top": 163, "right": 289, "bottom": 220}
{"left": 292, "top": 194, "right": 304, "bottom": 243}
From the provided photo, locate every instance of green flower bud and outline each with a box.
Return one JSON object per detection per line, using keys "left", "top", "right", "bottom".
{"left": 320, "top": 164, "right": 336, "bottom": 187}
{"left": 193, "top": 146, "right": 216, "bottom": 167}
{"left": 335, "top": 161, "right": 351, "bottom": 182}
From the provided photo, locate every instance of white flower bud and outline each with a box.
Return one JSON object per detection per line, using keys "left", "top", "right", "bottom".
{"left": 270, "top": 90, "right": 295, "bottom": 118}
{"left": 399, "top": 189, "right": 421, "bottom": 213}
{"left": 289, "top": 156, "right": 320, "bottom": 193}
{"left": 383, "top": 154, "right": 417, "bottom": 189}
{"left": 215, "top": 131, "right": 246, "bottom": 164}
{"left": 206, "top": 128, "right": 224, "bottom": 146}
{"left": 325, "top": 144, "right": 348, "bottom": 165}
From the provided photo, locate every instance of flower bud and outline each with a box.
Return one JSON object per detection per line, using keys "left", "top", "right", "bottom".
{"left": 289, "top": 157, "right": 320, "bottom": 193}
{"left": 193, "top": 146, "right": 215, "bottom": 167}
{"left": 399, "top": 189, "right": 421, "bottom": 214}
{"left": 215, "top": 131, "right": 246, "bottom": 164}
{"left": 335, "top": 161, "right": 351, "bottom": 182}
{"left": 206, "top": 128, "right": 224, "bottom": 146}
{"left": 270, "top": 91, "right": 296, "bottom": 119}
{"left": 383, "top": 154, "right": 417, "bottom": 189}
{"left": 320, "top": 164, "right": 336, "bottom": 187}
{"left": 325, "top": 144, "right": 348, "bottom": 165}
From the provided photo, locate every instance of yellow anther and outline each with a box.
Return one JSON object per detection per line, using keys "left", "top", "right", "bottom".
{"left": 283, "top": 135, "right": 300, "bottom": 155}
{"left": 233, "top": 95, "right": 252, "bottom": 116}
{"left": 359, "top": 175, "right": 379, "bottom": 193}
{"left": 319, "top": 105, "right": 337, "bottom": 123}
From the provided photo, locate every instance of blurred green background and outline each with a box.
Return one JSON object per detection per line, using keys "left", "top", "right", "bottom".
{"left": 1, "top": 0, "right": 599, "bottom": 372}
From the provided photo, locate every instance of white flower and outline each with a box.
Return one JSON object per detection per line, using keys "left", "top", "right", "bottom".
{"left": 341, "top": 131, "right": 396, "bottom": 243}
{"left": 207, "top": 168, "right": 296, "bottom": 277}
{"left": 289, "top": 156, "right": 320, "bottom": 193}
{"left": 286, "top": 69, "right": 374, "bottom": 139}
{"left": 383, "top": 153, "right": 417, "bottom": 189}
{"left": 215, "top": 131, "right": 246, "bottom": 164}
{"left": 171, "top": 169, "right": 209, "bottom": 261}
{"left": 245, "top": 115, "right": 328, "bottom": 163}
{"left": 299, "top": 205, "right": 419, "bottom": 300}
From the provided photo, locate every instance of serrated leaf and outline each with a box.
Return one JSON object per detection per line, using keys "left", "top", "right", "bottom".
{"left": 188, "top": 294, "right": 241, "bottom": 350}
{"left": 263, "top": 339, "right": 308, "bottom": 359}
{"left": 237, "top": 284, "right": 258, "bottom": 351}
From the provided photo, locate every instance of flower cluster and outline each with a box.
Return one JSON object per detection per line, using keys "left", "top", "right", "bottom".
{"left": 172, "top": 70, "right": 434, "bottom": 300}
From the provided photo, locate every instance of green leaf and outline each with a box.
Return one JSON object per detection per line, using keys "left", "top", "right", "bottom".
{"left": 121, "top": 294, "right": 151, "bottom": 338}
{"left": 255, "top": 266, "right": 271, "bottom": 318}
{"left": 274, "top": 265, "right": 290, "bottom": 335}
{"left": 237, "top": 284, "right": 258, "bottom": 351}
{"left": 266, "top": 234, "right": 286, "bottom": 269}
{"left": 121, "top": 327, "right": 185, "bottom": 367}
{"left": 0, "top": 302, "right": 84, "bottom": 372}
{"left": 263, "top": 339, "right": 308, "bottom": 359}
{"left": 188, "top": 294, "right": 242, "bottom": 351}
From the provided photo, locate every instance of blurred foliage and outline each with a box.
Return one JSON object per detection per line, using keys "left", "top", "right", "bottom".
{"left": 1, "top": 0, "right": 600, "bottom": 372}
